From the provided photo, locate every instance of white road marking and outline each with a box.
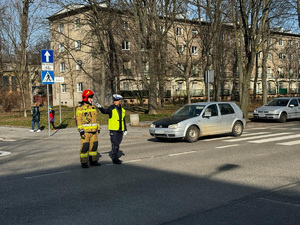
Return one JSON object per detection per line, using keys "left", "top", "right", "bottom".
{"left": 224, "top": 133, "right": 291, "bottom": 142}
{"left": 168, "top": 151, "right": 197, "bottom": 157}
{"left": 216, "top": 144, "right": 239, "bottom": 149}
{"left": 277, "top": 140, "right": 300, "bottom": 146}
{"left": 123, "top": 159, "right": 142, "bottom": 163}
{"left": 257, "top": 197, "right": 300, "bottom": 208}
{"left": 202, "top": 136, "right": 234, "bottom": 141}
{"left": 249, "top": 134, "right": 300, "bottom": 143}
{"left": 0, "top": 138, "right": 16, "bottom": 142}
{"left": 0, "top": 151, "right": 11, "bottom": 156}
{"left": 242, "top": 132, "right": 270, "bottom": 136}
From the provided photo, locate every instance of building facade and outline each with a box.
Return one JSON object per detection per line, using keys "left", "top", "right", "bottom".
{"left": 48, "top": 4, "right": 300, "bottom": 107}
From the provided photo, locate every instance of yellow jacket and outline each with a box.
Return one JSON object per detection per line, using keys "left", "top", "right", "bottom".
{"left": 76, "top": 103, "right": 100, "bottom": 132}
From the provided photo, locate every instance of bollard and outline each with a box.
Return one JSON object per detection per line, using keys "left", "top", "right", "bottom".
{"left": 130, "top": 113, "right": 139, "bottom": 126}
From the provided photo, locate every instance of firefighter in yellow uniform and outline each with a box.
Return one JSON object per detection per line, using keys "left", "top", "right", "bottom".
{"left": 76, "top": 90, "right": 101, "bottom": 168}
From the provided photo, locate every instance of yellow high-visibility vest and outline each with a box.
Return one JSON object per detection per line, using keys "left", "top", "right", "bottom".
{"left": 108, "top": 108, "right": 125, "bottom": 131}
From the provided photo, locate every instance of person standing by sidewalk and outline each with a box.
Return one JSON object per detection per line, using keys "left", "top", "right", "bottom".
{"left": 49, "top": 105, "right": 56, "bottom": 131}
{"left": 96, "top": 94, "right": 127, "bottom": 165}
{"left": 29, "top": 102, "right": 41, "bottom": 132}
{"left": 76, "top": 90, "right": 101, "bottom": 168}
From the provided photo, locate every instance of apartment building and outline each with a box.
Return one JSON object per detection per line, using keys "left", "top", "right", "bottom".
{"left": 48, "top": 4, "right": 300, "bottom": 107}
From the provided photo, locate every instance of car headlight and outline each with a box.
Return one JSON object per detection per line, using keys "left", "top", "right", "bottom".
{"left": 168, "top": 124, "right": 178, "bottom": 129}
{"left": 150, "top": 124, "right": 156, "bottom": 128}
{"left": 254, "top": 110, "right": 257, "bottom": 113}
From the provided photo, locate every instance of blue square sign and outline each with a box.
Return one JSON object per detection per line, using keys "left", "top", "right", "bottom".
{"left": 41, "top": 50, "right": 54, "bottom": 63}
{"left": 41, "top": 71, "right": 54, "bottom": 84}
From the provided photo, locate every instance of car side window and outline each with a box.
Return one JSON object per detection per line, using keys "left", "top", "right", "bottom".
{"left": 206, "top": 104, "right": 218, "bottom": 117}
{"left": 289, "top": 99, "right": 298, "bottom": 107}
{"left": 219, "top": 103, "right": 235, "bottom": 115}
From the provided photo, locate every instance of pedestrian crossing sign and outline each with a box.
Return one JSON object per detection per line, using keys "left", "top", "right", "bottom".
{"left": 41, "top": 71, "right": 55, "bottom": 84}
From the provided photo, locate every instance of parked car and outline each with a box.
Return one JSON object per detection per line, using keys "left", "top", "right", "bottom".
{"left": 149, "top": 102, "right": 246, "bottom": 142}
{"left": 253, "top": 97, "right": 300, "bottom": 123}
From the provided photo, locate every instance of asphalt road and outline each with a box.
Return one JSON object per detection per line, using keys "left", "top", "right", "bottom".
{"left": 0, "top": 120, "right": 300, "bottom": 225}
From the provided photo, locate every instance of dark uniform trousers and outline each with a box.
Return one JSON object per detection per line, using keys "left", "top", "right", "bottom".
{"left": 80, "top": 132, "right": 98, "bottom": 163}
{"left": 110, "top": 131, "right": 123, "bottom": 160}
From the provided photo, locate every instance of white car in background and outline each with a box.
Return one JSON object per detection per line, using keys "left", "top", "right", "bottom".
{"left": 149, "top": 102, "right": 246, "bottom": 142}
{"left": 253, "top": 97, "right": 300, "bottom": 123}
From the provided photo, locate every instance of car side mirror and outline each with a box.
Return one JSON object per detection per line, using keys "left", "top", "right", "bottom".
{"left": 203, "top": 108, "right": 211, "bottom": 117}
{"left": 289, "top": 104, "right": 294, "bottom": 108}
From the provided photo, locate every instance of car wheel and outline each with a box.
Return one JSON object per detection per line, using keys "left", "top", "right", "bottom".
{"left": 231, "top": 121, "right": 243, "bottom": 137}
{"left": 185, "top": 126, "right": 199, "bottom": 142}
{"left": 278, "top": 113, "right": 287, "bottom": 123}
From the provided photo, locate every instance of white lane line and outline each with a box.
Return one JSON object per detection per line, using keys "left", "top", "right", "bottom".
{"left": 242, "top": 132, "right": 270, "bottom": 136}
{"left": 202, "top": 136, "right": 234, "bottom": 141}
{"left": 25, "top": 170, "right": 71, "bottom": 179}
{"left": 0, "top": 151, "right": 11, "bottom": 156}
{"left": 216, "top": 144, "right": 239, "bottom": 149}
{"left": 168, "top": 151, "right": 197, "bottom": 157}
{"left": 277, "top": 140, "right": 300, "bottom": 146}
{"left": 224, "top": 133, "right": 291, "bottom": 142}
{"left": 249, "top": 134, "right": 300, "bottom": 143}
{"left": 0, "top": 138, "right": 16, "bottom": 142}
{"left": 123, "top": 159, "right": 142, "bottom": 163}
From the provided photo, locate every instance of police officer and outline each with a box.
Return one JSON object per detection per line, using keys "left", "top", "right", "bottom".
{"left": 76, "top": 90, "right": 101, "bottom": 168}
{"left": 96, "top": 94, "right": 127, "bottom": 165}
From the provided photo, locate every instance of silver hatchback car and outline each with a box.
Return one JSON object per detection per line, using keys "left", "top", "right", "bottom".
{"left": 253, "top": 97, "right": 300, "bottom": 123}
{"left": 149, "top": 102, "right": 246, "bottom": 142}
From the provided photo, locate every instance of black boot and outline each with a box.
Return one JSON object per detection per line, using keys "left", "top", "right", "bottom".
{"left": 90, "top": 161, "right": 101, "bottom": 166}
{"left": 81, "top": 163, "right": 89, "bottom": 168}
{"left": 112, "top": 159, "right": 122, "bottom": 165}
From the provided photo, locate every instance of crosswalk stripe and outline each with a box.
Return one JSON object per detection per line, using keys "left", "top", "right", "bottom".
{"left": 242, "top": 132, "right": 270, "bottom": 136}
{"left": 202, "top": 132, "right": 270, "bottom": 142}
{"left": 224, "top": 132, "right": 291, "bottom": 142}
{"left": 277, "top": 140, "right": 300, "bottom": 146}
{"left": 249, "top": 134, "right": 300, "bottom": 143}
{"left": 216, "top": 144, "right": 239, "bottom": 149}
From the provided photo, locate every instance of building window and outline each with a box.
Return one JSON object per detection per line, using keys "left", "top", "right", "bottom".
{"left": 192, "top": 29, "right": 198, "bottom": 38}
{"left": 76, "top": 60, "right": 82, "bottom": 71}
{"left": 177, "top": 63, "right": 184, "bottom": 74}
{"left": 142, "top": 62, "right": 149, "bottom": 75}
{"left": 75, "top": 40, "right": 81, "bottom": 50}
{"left": 288, "top": 40, "right": 292, "bottom": 47}
{"left": 279, "top": 53, "right": 285, "bottom": 60}
{"left": 59, "top": 23, "right": 64, "bottom": 33}
{"left": 298, "top": 55, "right": 300, "bottom": 61}
{"left": 123, "top": 61, "right": 131, "bottom": 75}
{"left": 60, "top": 62, "right": 65, "bottom": 72}
{"left": 122, "top": 41, "right": 130, "bottom": 50}
{"left": 77, "top": 82, "right": 83, "bottom": 92}
{"left": 257, "top": 52, "right": 261, "bottom": 59}
{"left": 268, "top": 53, "right": 272, "bottom": 60}
{"left": 288, "top": 54, "right": 293, "bottom": 61}
{"left": 160, "top": 25, "right": 165, "bottom": 33}
{"left": 279, "top": 39, "right": 283, "bottom": 46}
{"left": 178, "top": 45, "right": 184, "bottom": 53}
{"left": 298, "top": 41, "right": 300, "bottom": 48}
{"left": 278, "top": 67, "right": 284, "bottom": 77}
{"left": 123, "top": 21, "right": 129, "bottom": 30}
{"left": 75, "top": 18, "right": 81, "bottom": 30}
{"left": 192, "top": 46, "right": 198, "bottom": 55}
{"left": 61, "top": 84, "right": 66, "bottom": 93}
{"left": 123, "top": 82, "right": 130, "bottom": 91}
{"left": 59, "top": 43, "right": 64, "bottom": 53}
{"left": 176, "top": 27, "right": 183, "bottom": 36}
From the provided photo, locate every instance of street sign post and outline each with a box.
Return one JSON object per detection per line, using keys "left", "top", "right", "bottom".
{"left": 41, "top": 49, "right": 55, "bottom": 137}
{"left": 205, "top": 70, "right": 214, "bottom": 102}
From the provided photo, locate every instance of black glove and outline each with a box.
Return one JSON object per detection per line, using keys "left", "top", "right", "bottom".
{"left": 79, "top": 129, "right": 85, "bottom": 139}
{"left": 98, "top": 130, "right": 100, "bottom": 134}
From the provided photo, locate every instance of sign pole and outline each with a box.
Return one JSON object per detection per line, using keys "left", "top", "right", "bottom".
{"left": 47, "top": 84, "right": 50, "bottom": 137}
{"left": 59, "top": 86, "right": 61, "bottom": 124}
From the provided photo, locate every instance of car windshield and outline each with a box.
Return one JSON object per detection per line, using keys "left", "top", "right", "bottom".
{"left": 266, "top": 99, "right": 289, "bottom": 106}
{"left": 173, "top": 105, "right": 205, "bottom": 117}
